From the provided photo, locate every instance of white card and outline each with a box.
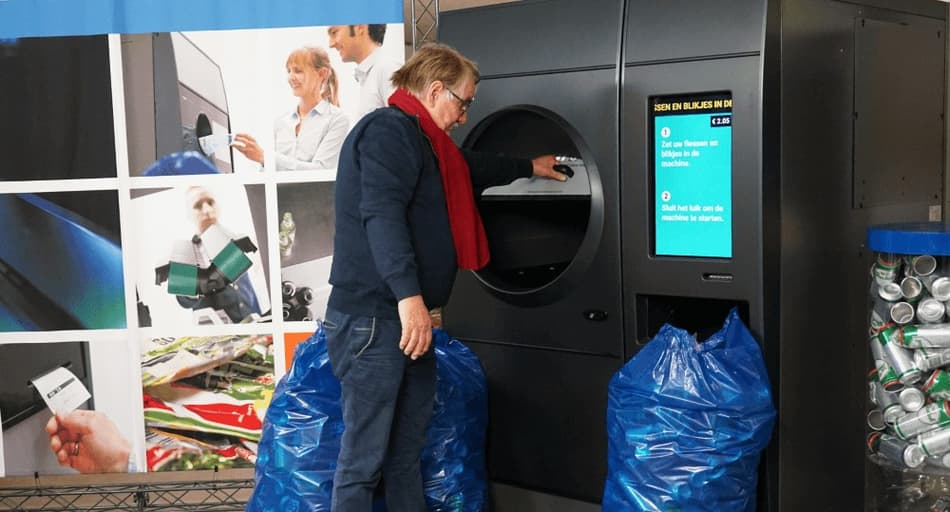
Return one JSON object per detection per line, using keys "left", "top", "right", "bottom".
{"left": 30, "top": 366, "right": 91, "bottom": 415}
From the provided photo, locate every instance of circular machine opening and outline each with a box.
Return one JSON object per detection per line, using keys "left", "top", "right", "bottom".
{"left": 464, "top": 106, "right": 603, "bottom": 304}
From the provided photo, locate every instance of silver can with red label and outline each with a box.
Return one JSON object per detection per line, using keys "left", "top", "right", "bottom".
{"left": 871, "top": 336, "right": 907, "bottom": 390}
{"left": 873, "top": 253, "right": 902, "bottom": 286}
{"left": 878, "top": 328, "right": 923, "bottom": 384}
{"left": 897, "top": 324, "right": 950, "bottom": 349}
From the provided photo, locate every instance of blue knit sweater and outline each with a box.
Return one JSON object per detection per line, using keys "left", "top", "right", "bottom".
{"left": 328, "top": 107, "right": 531, "bottom": 319}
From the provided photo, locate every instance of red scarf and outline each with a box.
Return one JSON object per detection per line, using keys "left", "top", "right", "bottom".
{"left": 388, "top": 88, "right": 490, "bottom": 270}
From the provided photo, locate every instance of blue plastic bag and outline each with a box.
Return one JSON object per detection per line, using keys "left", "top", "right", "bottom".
{"left": 247, "top": 322, "right": 342, "bottom": 512}
{"left": 421, "top": 328, "right": 489, "bottom": 512}
{"left": 247, "top": 325, "right": 488, "bottom": 512}
{"left": 602, "top": 308, "right": 776, "bottom": 512}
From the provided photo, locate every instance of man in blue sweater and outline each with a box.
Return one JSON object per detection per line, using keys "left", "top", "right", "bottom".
{"left": 325, "top": 43, "right": 566, "bottom": 511}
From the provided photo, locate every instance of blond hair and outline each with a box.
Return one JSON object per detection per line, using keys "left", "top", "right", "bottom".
{"left": 391, "top": 43, "right": 479, "bottom": 96}
{"left": 286, "top": 46, "right": 340, "bottom": 106}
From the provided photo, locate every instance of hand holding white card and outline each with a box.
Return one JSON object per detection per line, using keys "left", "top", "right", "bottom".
{"left": 30, "top": 366, "right": 91, "bottom": 415}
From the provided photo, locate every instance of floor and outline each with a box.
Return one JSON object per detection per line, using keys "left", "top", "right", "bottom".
{"left": 490, "top": 483, "right": 600, "bottom": 512}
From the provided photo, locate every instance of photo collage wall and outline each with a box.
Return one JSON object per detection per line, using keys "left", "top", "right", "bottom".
{"left": 0, "top": 2, "right": 404, "bottom": 477}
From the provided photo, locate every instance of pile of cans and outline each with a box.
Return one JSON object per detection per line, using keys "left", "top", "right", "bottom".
{"left": 868, "top": 252, "right": 950, "bottom": 471}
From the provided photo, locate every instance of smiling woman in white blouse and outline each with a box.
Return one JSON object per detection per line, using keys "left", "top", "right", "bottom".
{"left": 234, "top": 46, "right": 349, "bottom": 171}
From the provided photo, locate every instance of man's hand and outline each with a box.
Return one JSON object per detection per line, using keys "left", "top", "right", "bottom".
{"left": 45, "top": 410, "right": 131, "bottom": 474}
{"left": 397, "top": 295, "right": 432, "bottom": 360}
{"left": 531, "top": 154, "right": 568, "bottom": 182}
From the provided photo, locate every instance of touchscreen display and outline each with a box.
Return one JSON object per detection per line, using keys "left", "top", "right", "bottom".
{"left": 652, "top": 93, "right": 732, "bottom": 258}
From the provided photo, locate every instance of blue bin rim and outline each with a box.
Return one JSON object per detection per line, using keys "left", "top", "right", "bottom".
{"left": 867, "top": 222, "right": 950, "bottom": 255}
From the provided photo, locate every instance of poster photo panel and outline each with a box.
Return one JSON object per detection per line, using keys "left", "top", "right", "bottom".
{"left": 0, "top": 35, "right": 118, "bottom": 181}
{"left": 140, "top": 332, "right": 274, "bottom": 472}
{"left": 121, "top": 23, "right": 405, "bottom": 177}
{"left": 0, "top": 335, "right": 143, "bottom": 476}
{"left": 0, "top": 190, "right": 126, "bottom": 332}
{"left": 0, "top": 0, "right": 407, "bottom": 478}
{"left": 130, "top": 183, "right": 271, "bottom": 328}
{"left": 277, "top": 181, "right": 335, "bottom": 323}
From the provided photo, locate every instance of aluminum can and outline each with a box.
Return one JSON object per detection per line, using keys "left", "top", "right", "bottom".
{"left": 867, "top": 409, "right": 887, "bottom": 431}
{"left": 902, "top": 276, "right": 925, "bottom": 304}
{"left": 899, "top": 324, "right": 950, "bottom": 349}
{"left": 895, "top": 401, "right": 950, "bottom": 440}
{"left": 871, "top": 336, "right": 905, "bottom": 390}
{"left": 931, "top": 276, "right": 950, "bottom": 302}
{"left": 919, "top": 425, "right": 950, "bottom": 457}
{"left": 919, "top": 298, "right": 948, "bottom": 324}
{"left": 871, "top": 282, "right": 904, "bottom": 333}
{"left": 869, "top": 368, "right": 882, "bottom": 403}
{"left": 891, "top": 302, "right": 917, "bottom": 325}
{"left": 878, "top": 328, "right": 923, "bottom": 384}
{"left": 927, "top": 453, "right": 950, "bottom": 469}
{"left": 873, "top": 253, "right": 902, "bottom": 286}
{"left": 913, "top": 255, "right": 939, "bottom": 277}
{"left": 869, "top": 431, "right": 926, "bottom": 468}
{"left": 915, "top": 347, "right": 950, "bottom": 372}
{"left": 925, "top": 370, "right": 950, "bottom": 401}
{"left": 900, "top": 386, "right": 927, "bottom": 412}
{"left": 870, "top": 377, "right": 905, "bottom": 424}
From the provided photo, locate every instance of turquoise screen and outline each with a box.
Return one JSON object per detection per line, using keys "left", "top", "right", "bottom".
{"left": 653, "top": 95, "right": 733, "bottom": 258}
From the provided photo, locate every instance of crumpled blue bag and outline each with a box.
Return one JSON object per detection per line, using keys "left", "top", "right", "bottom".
{"left": 247, "top": 324, "right": 487, "bottom": 512}
{"left": 602, "top": 308, "right": 776, "bottom": 512}
{"left": 247, "top": 322, "right": 342, "bottom": 512}
{"left": 421, "top": 328, "right": 488, "bottom": 512}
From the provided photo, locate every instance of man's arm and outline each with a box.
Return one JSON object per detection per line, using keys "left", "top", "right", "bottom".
{"left": 462, "top": 149, "right": 533, "bottom": 193}
{"left": 462, "top": 151, "right": 565, "bottom": 193}
{"left": 357, "top": 115, "right": 422, "bottom": 300}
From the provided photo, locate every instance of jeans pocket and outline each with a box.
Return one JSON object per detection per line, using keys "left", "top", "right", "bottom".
{"left": 352, "top": 317, "right": 376, "bottom": 359}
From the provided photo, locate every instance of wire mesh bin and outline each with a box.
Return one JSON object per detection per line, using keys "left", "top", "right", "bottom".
{"left": 866, "top": 223, "right": 950, "bottom": 512}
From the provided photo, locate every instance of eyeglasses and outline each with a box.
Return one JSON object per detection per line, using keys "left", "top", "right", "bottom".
{"left": 446, "top": 88, "right": 475, "bottom": 112}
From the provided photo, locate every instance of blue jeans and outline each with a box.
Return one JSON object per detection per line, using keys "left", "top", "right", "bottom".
{"left": 324, "top": 307, "right": 436, "bottom": 512}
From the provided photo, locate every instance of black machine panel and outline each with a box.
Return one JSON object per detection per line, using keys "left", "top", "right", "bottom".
{"left": 624, "top": 0, "right": 766, "bottom": 63}
{"left": 853, "top": 17, "right": 944, "bottom": 209}
{"left": 447, "top": 69, "right": 622, "bottom": 357}
{"left": 621, "top": 56, "right": 765, "bottom": 349}
{"left": 466, "top": 342, "right": 617, "bottom": 502}
{"left": 442, "top": 70, "right": 624, "bottom": 502}
{"left": 441, "top": 0, "right": 623, "bottom": 76}
{"left": 441, "top": 2, "right": 624, "bottom": 503}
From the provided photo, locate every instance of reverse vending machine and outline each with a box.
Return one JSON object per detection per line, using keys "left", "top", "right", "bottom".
{"left": 441, "top": 0, "right": 946, "bottom": 510}
{"left": 122, "top": 32, "right": 234, "bottom": 175}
